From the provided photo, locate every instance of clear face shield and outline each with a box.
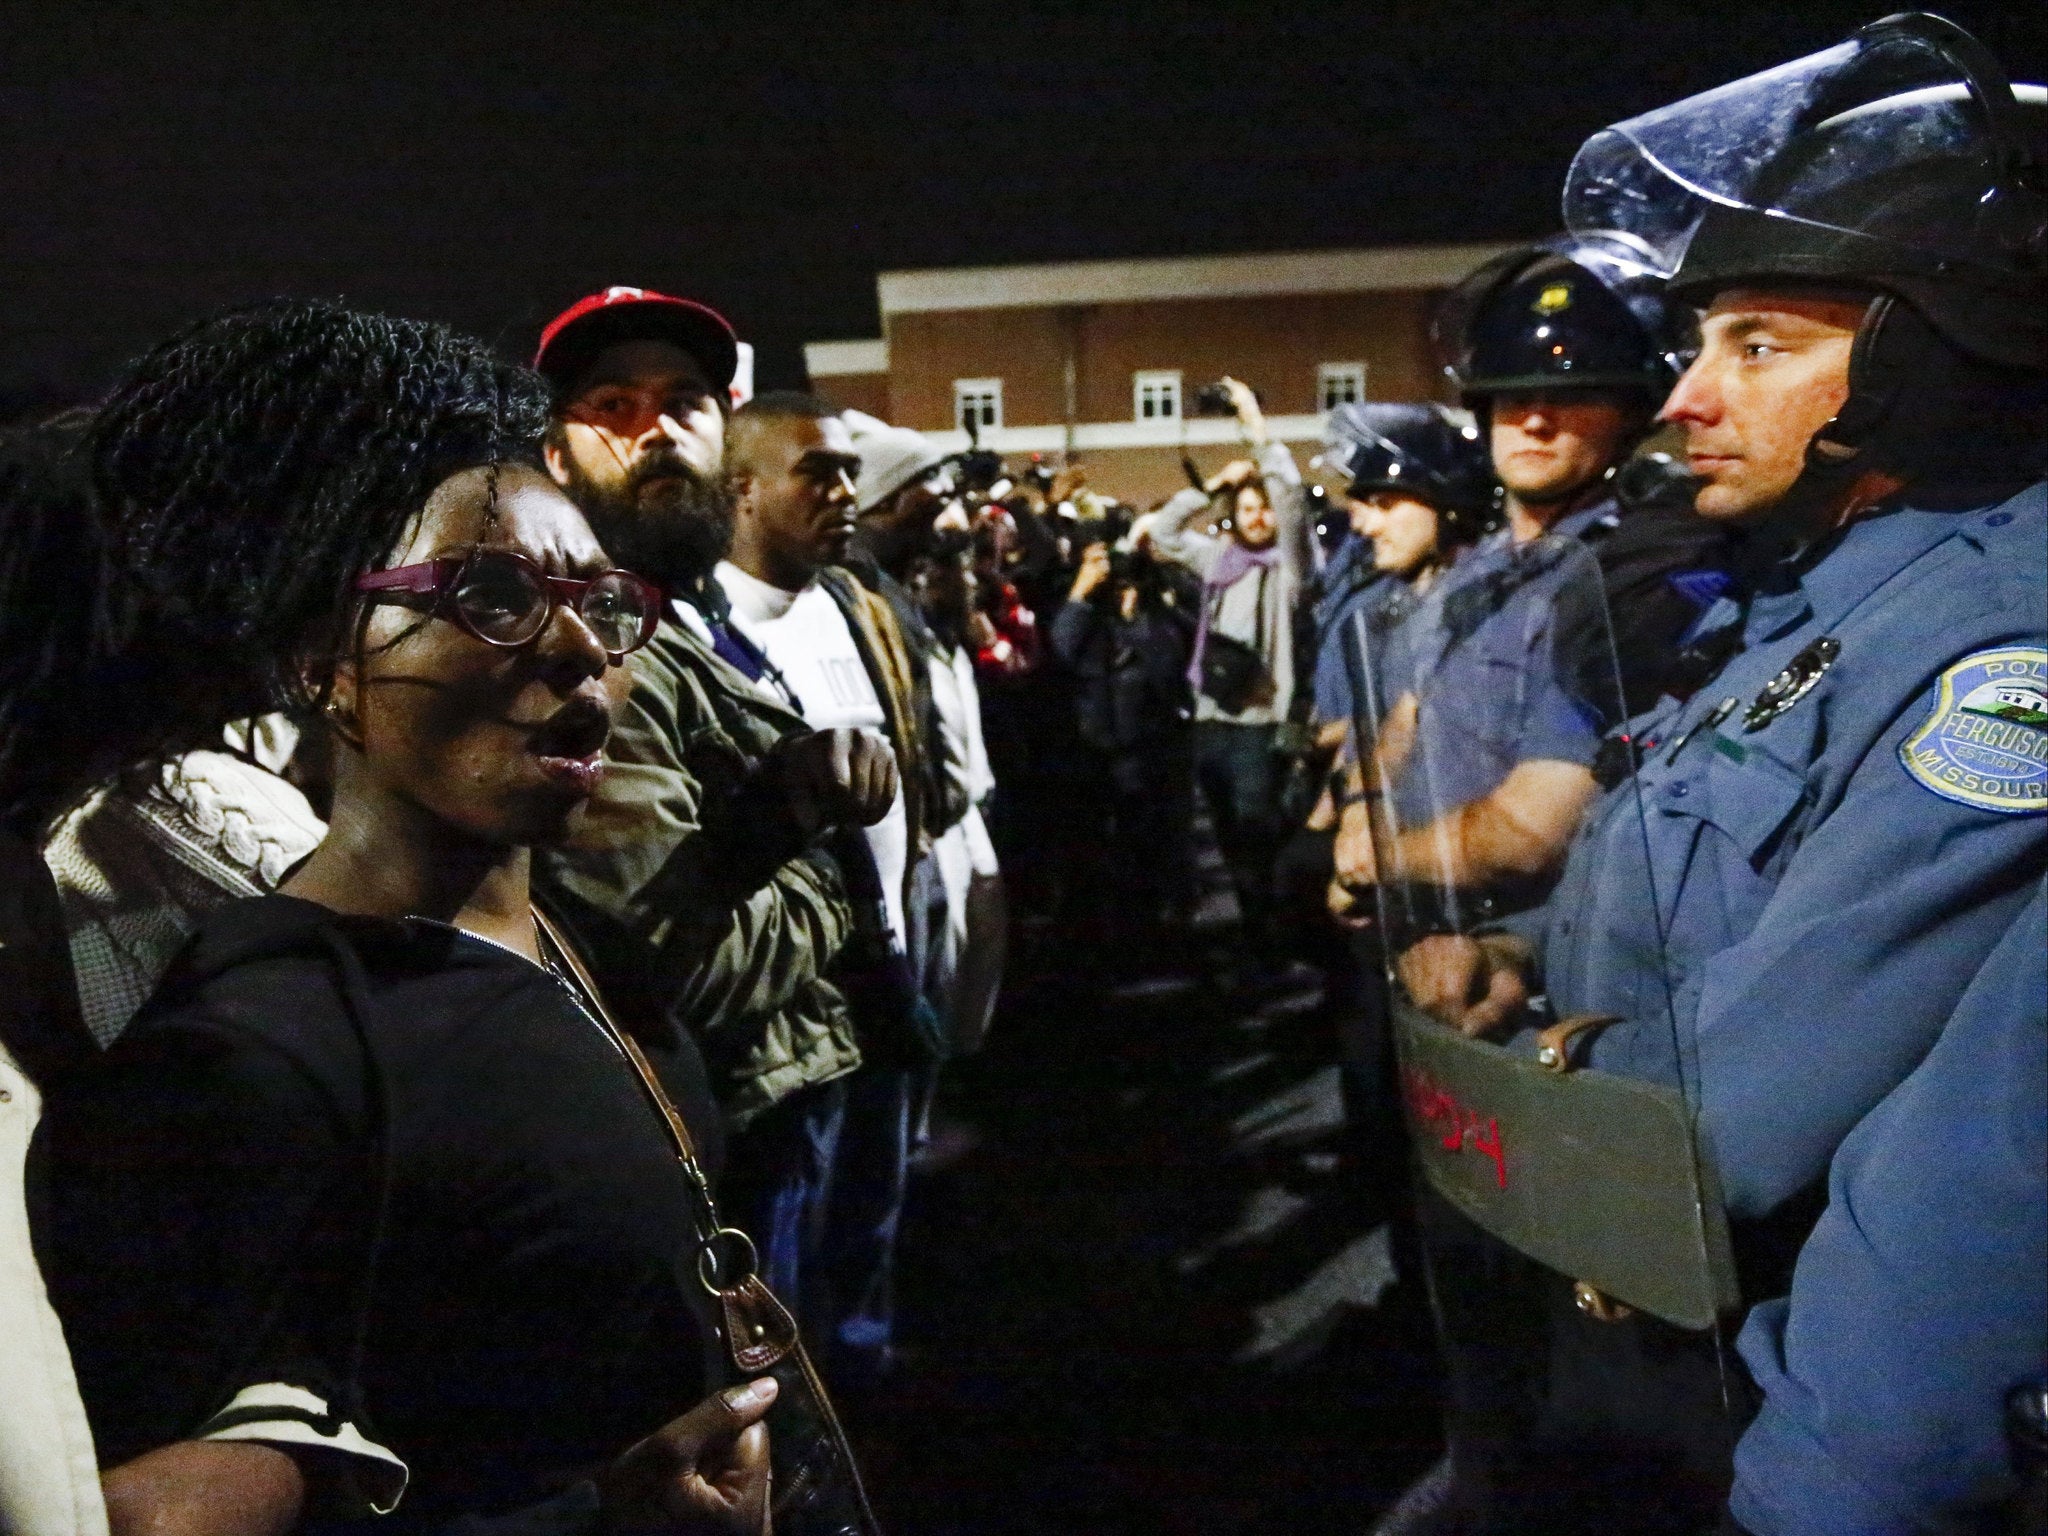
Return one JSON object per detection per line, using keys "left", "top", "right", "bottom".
{"left": 1344, "top": 533, "right": 1627, "bottom": 959}
{"left": 1329, "top": 434, "right": 1421, "bottom": 503}
{"left": 1311, "top": 440, "right": 1361, "bottom": 497}
{"left": 1561, "top": 19, "right": 2047, "bottom": 292}
{"left": 1339, "top": 527, "right": 1737, "bottom": 1358}
{"left": 1320, "top": 405, "right": 1450, "bottom": 504}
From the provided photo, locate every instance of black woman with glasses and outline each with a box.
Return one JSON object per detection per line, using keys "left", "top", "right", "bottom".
{"left": 31, "top": 301, "right": 779, "bottom": 1536}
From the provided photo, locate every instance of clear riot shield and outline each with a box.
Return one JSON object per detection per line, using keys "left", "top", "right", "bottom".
{"left": 1340, "top": 530, "right": 1737, "bottom": 1332}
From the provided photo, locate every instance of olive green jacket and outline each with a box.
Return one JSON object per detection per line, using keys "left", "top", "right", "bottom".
{"left": 539, "top": 612, "right": 862, "bottom": 1127}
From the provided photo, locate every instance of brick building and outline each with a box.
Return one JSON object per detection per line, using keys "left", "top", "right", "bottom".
{"left": 804, "top": 241, "right": 1518, "bottom": 507}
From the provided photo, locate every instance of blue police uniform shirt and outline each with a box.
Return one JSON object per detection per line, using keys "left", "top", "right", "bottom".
{"left": 1386, "top": 502, "right": 1612, "bottom": 830}
{"left": 1311, "top": 536, "right": 1394, "bottom": 723}
{"left": 1729, "top": 880, "right": 2046, "bottom": 1536}
{"left": 1346, "top": 580, "right": 1428, "bottom": 734}
{"left": 1535, "top": 481, "right": 2047, "bottom": 1221}
{"left": 1327, "top": 568, "right": 1447, "bottom": 744}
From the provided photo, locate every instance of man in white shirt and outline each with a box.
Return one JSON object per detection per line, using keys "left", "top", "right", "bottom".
{"left": 715, "top": 410, "right": 910, "bottom": 949}
{"left": 718, "top": 392, "right": 942, "bottom": 1393}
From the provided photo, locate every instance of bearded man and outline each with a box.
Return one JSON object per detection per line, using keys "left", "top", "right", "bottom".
{"left": 533, "top": 288, "right": 896, "bottom": 1330}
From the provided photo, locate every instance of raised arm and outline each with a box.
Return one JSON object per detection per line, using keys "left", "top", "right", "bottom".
{"left": 1256, "top": 438, "right": 1313, "bottom": 585}
{"left": 1146, "top": 484, "right": 1224, "bottom": 580}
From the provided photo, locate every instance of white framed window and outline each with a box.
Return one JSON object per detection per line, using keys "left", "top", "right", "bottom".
{"left": 1318, "top": 362, "right": 1367, "bottom": 411}
{"left": 1132, "top": 369, "right": 1183, "bottom": 422}
{"left": 954, "top": 378, "right": 1003, "bottom": 432}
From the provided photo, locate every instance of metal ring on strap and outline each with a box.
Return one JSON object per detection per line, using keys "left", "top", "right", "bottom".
{"left": 697, "top": 1227, "right": 760, "bottom": 1296}
{"left": 1536, "top": 1013, "right": 1624, "bottom": 1073}
{"left": 1573, "top": 1280, "right": 1636, "bottom": 1323}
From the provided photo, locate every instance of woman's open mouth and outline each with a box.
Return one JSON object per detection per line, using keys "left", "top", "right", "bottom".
{"left": 527, "top": 698, "right": 612, "bottom": 796}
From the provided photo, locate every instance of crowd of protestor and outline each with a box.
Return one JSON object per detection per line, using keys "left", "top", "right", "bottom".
{"left": 0, "top": 14, "right": 2045, "bottom": 1536}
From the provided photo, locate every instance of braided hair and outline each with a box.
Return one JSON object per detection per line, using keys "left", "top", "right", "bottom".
{"left": 88, "top": 299, "right": 551, "bottom": 766}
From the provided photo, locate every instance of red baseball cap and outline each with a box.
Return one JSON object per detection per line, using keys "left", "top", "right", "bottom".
{"left": 533, "top": 286, "right": 740, "bottom": 396}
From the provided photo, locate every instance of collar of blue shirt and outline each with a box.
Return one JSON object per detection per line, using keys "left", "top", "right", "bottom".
{"left": 1746, "top": 497, "right": 1998, "bottom": 646}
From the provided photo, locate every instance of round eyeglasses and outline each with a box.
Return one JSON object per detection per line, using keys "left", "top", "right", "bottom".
{"left": 354, "top": 548, "right": 665, "bottom": 660}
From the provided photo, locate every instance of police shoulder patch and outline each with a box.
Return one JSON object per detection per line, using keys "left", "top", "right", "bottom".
{"left": 1898, "top": 645, "right": 2048, "bottom": 814}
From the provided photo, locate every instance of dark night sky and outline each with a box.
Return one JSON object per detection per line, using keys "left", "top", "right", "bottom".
{"left": 3, "top": 1, "right": 2041, "bottom": 412}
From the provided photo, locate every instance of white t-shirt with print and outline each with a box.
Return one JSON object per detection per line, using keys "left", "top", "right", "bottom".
{"left": 716, "top": 563, "right": 910, "bottom": 949}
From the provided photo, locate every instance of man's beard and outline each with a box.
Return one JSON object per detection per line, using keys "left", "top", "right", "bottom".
{"left": 557, "top": 446, "right": 734, "bottom": 593}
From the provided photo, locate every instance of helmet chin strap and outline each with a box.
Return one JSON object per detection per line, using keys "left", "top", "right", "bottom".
{"left": 1807, "top": 295, "right": 1911, "bottom": 468}
{"left": 1765, "top": 281, "right": 2048, "bottom": 551}
{"left": 1776, "top": 294, "right": 1920, "bottom": 534}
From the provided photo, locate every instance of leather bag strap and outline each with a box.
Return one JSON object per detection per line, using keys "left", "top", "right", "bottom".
{"left": 532, "top": 907, "right": 719, "bottom": 1233}
{"left": 534, "top": 911, "right": 884, "bottom": 1536}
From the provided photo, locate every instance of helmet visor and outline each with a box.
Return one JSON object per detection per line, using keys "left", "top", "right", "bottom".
{"left": 1341, "top": 430, "right": 1424, "bottom": 499}
{"left": 1433, "top": 233, "right": 1684, "bottom": 392}
{"left": 1563, "top": 21, "right": 2046, "bottom": 283}
{"left": 1322, "top": 404, "right": 1416, "bottom": 494}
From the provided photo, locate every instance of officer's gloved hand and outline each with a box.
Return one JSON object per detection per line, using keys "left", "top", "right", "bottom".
{"left": 1399, "top": 933, "right": 1532, "bottom": 1038}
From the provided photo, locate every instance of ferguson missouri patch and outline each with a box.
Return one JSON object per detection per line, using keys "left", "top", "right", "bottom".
{"left": 1899, "top": 646, "right": 2048, "bottom": 814}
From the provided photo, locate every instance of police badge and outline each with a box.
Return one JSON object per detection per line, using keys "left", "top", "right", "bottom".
{"left": 1899, "top": 646, "right": 2048, "bottom": 814}
{"left": 1742, "top": 636, "right": 1840, "bottom": 732}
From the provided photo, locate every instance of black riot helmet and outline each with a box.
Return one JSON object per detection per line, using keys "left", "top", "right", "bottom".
{"left": 1567, "top": 13, "right": 2046, "bottom": 370}
{"left": 1563, "top": 14, "right": 2048, "bottom": 484}
{"left": 1435, "top": 232, "right": 1686, "bottom": 402}
{"left": 1317, "top": 402, "right": 1496, "bottom": 544}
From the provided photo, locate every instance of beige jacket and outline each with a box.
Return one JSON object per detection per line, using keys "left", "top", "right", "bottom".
{"left": 0, "top": 1040, "right": 107, "bottom": 1536}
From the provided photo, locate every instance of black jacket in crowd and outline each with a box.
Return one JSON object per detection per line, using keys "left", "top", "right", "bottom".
{"left": 1049, "top": 594, "right": 1195, "bottom": 760}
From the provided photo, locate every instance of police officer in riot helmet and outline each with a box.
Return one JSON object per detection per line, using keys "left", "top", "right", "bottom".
{"left": 1326, "top": 402, "right": 1495, "bottom": 584}
{"left": 1329, "top": 260, "right": 1669, "bottom": 941}
{"left": 1389, "top": 15, "right": 2047, "bottom": 1533}
{"left": 1442, "top": 232, "right": 1741, "bottom": 712}
{"left": 1314, "top": 400, "right": 1495, "bottom": 799}
{"left": 1442, "top": 229, "right": 1680, "bottom": 533}
{"left": 1301, "top": 405, "right": 1494, "bottom": 1197}
{"left": 1308, "top": 404, "right": 1491, "bottom": 716}
{"left": 1331, "top": 239, "right": 1717, "bottom": 955}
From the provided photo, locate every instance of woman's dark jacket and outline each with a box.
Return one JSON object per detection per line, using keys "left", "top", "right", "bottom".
{"left": 29, "top": 893, "right": 723, "bottom": 1533}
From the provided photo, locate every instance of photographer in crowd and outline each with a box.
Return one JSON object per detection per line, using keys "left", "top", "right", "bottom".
{"left": 1049, "top": 523, "right": 1197, "bottom": 941}
{"left": 1148, "top": 377, "right": 1312, "bottom": 962}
